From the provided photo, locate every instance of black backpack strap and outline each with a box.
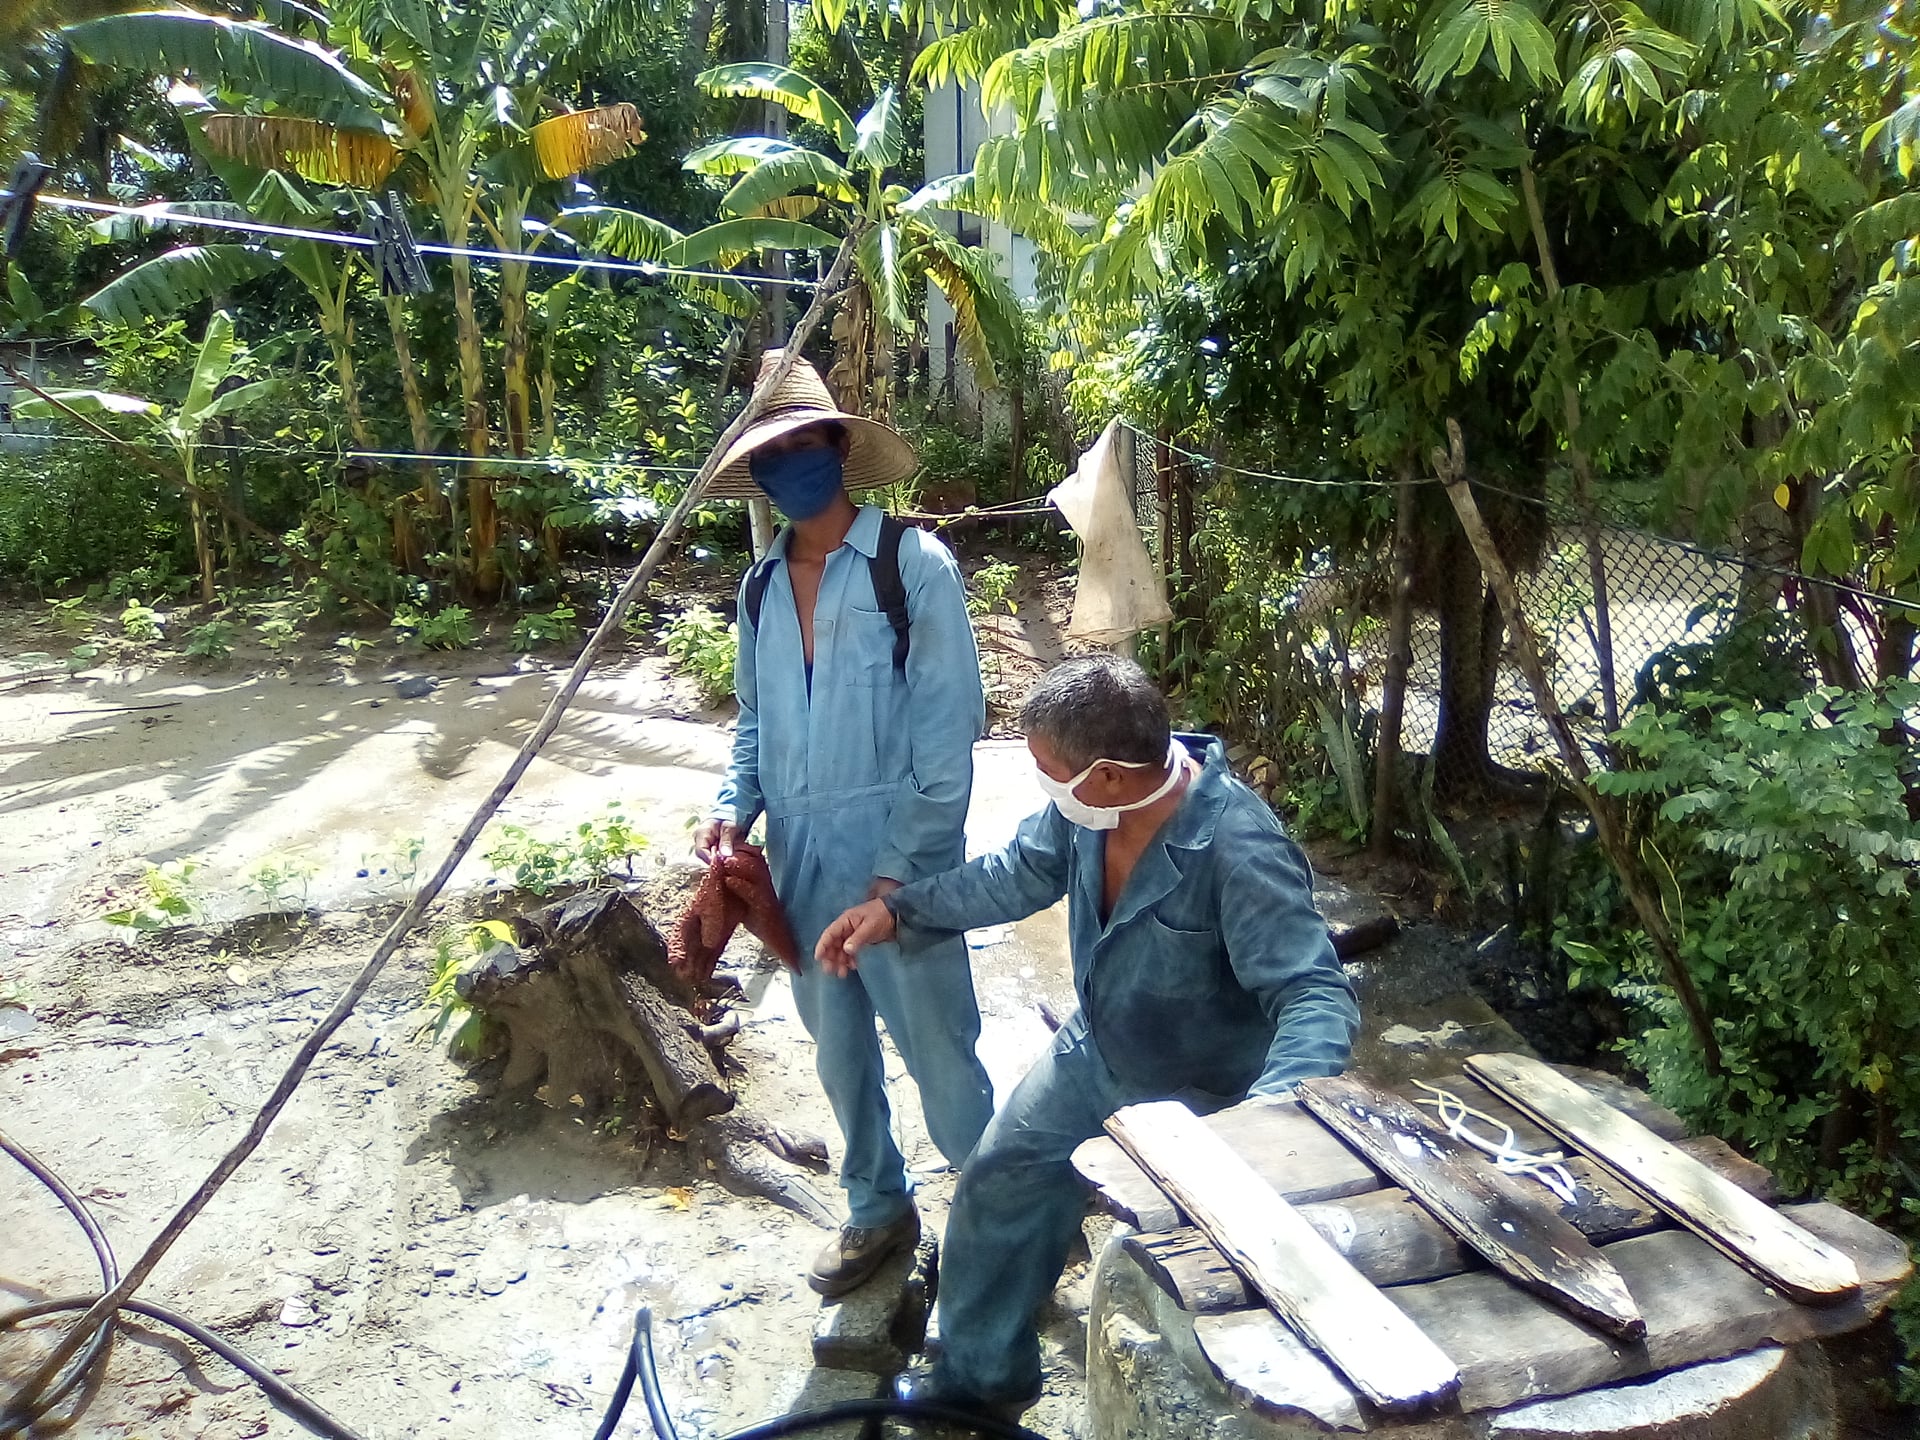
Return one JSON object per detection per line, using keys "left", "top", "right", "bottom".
{"left": 742, "top": 554, "right": 779, "bottom": 633}
{"left": 870, "top": 515, "right": 911, "bottom": 676}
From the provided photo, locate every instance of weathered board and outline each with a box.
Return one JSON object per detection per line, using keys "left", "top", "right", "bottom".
{"left": 1298, "top": 1075, "right": 1643, "bottom": 1339}
{"left": 1193, "top": 1201, "right": 1911, "bottom": 1418}
{"left": 1125, "top": 1133, "right": 1779, "bottom": 1314}
{"left": 1107, "top": 1101, "right": 1460, "bottom": 1414}
{"left": 1073, "top": 1094, "right": 1381, "bottom": 1231}
{"left": 1469, "top": 1052, "right": 1861, "bottom": 1304}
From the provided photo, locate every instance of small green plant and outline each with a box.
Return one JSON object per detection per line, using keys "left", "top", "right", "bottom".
{"left": 660, "top": 605, "right": 738, "bottom": 706}
{"left": 103, "top": 858, "right": 209, "bottom": 931}
{"left": 483, "top": 803, "right": 647, "bottom": 895}
{"left": 421, "top": 920, "right": 513, "bottom": 1060}
{"left": 512, "top": 603, "right": 578, "bottom": 652}
{"left": 967, "top": 560, "right": 1021, "bottom": 618}
{"left": 257, "top": 616, "right": 298, "bottom": 652}
{"left": 186, "top": 620, "right": 237, "bottom": 659}
{"left": 392, "top": 604, "right": 477, "bottom": 651}
{"left": 244, "top": 854, "right": 317, "bottom": 916}
{"left": 47, "top": 595, "right": 92, "bottom": 635}
{"left": 335, "top": 633, "right": 376, "bottom": 659}
{"left": 119, "top": 600, "right": 163, "bottom": 642}
{"left": 357, "top": 836, "right": 427, "bottom": 897}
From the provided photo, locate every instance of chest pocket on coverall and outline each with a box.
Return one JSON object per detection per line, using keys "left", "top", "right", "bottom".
{"left": 842, "top": 604, "right": 900, "bottom": 686}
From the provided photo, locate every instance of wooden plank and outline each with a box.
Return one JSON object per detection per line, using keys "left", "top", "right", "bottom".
{"left": 1188, "top": 1302, "right": 1368, "bottom": 1433}
{"left": 1125, "top": 1188, "right": 1475, "bottom": 1311}
{"left": 1469, "top": 1052, "right": 1860, "bottom": 1303}
{"left": 1194, "top": 1201, "right": 1911, "bottom": 1416}
{"left": 1073, "top": 1095, "right": 1381, "bottom": 1231}
{"left": 1127, "top": 1138, "right": 1784, "bottom": 1315}
{"left": 1107, "top": 1100, "right": 1460, "bottom": 1414}
{"left": 1298, "top": 1075, "right": 1644, "bottom": 1339}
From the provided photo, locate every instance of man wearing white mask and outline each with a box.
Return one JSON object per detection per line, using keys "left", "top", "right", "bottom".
{"left": 815, "top": 654, "right": 1358, "bottom": 1422}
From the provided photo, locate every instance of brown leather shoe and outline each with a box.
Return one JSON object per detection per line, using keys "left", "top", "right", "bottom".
{"left": 807, "top": 1209, "right": 920, "bottom": 1297}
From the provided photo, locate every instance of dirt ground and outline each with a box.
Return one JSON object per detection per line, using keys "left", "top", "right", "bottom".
{"left": 0, "top": 584, "right": 1110, "bottom": 1440}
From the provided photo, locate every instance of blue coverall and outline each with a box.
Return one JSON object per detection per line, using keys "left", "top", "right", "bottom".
{"left": 886, "top": 735, "right": 1360, "bottom": 1401}
{"left": 714, "top": 504, "right": 995, "bottom": 1228}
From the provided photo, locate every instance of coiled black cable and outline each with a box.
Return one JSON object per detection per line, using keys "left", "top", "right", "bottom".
{"left": 0, "top": 1128, "right": 118, "bottom": 1432}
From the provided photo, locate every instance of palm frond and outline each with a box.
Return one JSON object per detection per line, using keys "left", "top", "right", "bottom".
{"left": 201, "top": 113, "right": 404, "bottom": 188}
{"left": 530, "top": 103, "right": 646, "bottom": 179}
{"left": 83, "top": 244, "right": 280, "bottom": 326}
{"left": 696, "top": 62, "right": 857, "bottom": 150}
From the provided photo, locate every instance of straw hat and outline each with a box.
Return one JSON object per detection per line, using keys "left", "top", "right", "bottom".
{"left": 704, "top": 350, "right": 918, "bottom": 499}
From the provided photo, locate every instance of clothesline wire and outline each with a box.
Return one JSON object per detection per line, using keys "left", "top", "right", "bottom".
{"left": 32, "top": 193, "right": 827, "bottom": 291}
{"left": 0, "top": 427, "right": 703, "bottom": 475}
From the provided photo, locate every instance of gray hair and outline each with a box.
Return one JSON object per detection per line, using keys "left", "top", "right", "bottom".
{"left": 1020, "top": 654, "right": 1171, "bottom": 771}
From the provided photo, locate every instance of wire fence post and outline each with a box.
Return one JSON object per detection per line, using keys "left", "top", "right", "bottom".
{"left": 1371, "top": 463, "right": 1418, "bottom": 858}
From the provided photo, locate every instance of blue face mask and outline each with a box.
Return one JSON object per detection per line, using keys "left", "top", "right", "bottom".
{"left": 750, "top": 444, "right": 845, "bottom": 521}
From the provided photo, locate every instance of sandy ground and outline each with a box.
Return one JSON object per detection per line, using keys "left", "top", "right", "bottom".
{"left": 0, "top": 606, "right": 1511, "bottom": 1440}
{"left": 0, "top": 612, "right": 1098, "bottom": 1440}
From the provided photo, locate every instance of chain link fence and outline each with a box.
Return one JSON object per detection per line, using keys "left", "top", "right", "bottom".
{"left": 1122, "top": 424, "right": 1919, "bottom": 817}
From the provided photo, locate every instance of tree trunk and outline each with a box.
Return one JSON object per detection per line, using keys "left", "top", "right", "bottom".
{"left": 383, "top": 294, "right": 434, "bottom": 572}
{"left": 499, "top": 194, "right": 534, "bottom": 460}
{"left": 1433, "top": 524, "right": 1495, "bottom": 798}
{"left": 187, "top": 472, "right": 216, "bottom": 605}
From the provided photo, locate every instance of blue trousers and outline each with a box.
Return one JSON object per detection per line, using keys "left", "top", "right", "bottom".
{"left": 932, "top": 1023, "right": 1229, "bottom": 1401}
{"left": 787, "top": 895, "right": 994, "bottom": 1229}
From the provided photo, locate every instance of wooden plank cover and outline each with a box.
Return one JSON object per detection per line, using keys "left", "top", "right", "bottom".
{"left": 1298, "top": 1075, "right": 1644, "bottom": 1339}
{"left": 1073, "top": 1094, "right": 1380, "bottom": 1231}
{"left": 1107, "top": 1100, "right": 1460, "bottom": 1413}
{"left": 1193, "top": 1201, "right": 1911, "bottom": 1417}
{"left": 1469, "top": 1052, "right": 1861, "bottom": 1303}
{"left": 1125, "top": 1135, "right": 1777, "bottom": 1314}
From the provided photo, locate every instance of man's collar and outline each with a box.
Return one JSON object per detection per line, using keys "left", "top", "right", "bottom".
{"left": 842, "top": 503, "right": 884, "bottom": 558}
{"left": 1158, "top": 733, "right": 1231, "bottom": 850}
{"left": 768, "top": 503, "right": 882, "bottom": 561}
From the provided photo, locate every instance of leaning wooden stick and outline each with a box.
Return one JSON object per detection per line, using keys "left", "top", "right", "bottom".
{"left": 1, "top": 231, "right": 865, "bottom": 1426}
{"left": 1107, "top": 1100, "right": 1461, "bottom": 1414}
{"left": 1298, "top": 1074, "right": 1644, "bottom": 1339}
{"left": 1435, "top": 424, "right": 1721, "bottom": 1073}
{"left": 1468, "top": 1052, "right": 1860, "bottom": 1305}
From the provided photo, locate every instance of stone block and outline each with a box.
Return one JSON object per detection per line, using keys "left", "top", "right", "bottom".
{"left": 813, "top": 1237, "right": 939, "bottom": 1373}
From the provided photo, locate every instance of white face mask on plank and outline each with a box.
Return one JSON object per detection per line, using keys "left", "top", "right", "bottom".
{"left": 1035, "top": 738, "right": 1188, "bottom": 831}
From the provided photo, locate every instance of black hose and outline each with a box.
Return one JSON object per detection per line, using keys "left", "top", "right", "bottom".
{"left": 0, "top": 1128, "right": 118, "bottom": 1432}
{"left": 625, "top": 1306, "right": 1050, "bottom": 1440}
{"left": 0, "top": 1297, "right": 367, "bottom": 1440}
{"left": 719, "top": 1399, "right": 1052, "bottom": 1439}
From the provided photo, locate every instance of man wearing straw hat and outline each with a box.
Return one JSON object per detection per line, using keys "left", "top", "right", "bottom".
{"left": 693, "top": 350, "right": 994, "bottom": 1296}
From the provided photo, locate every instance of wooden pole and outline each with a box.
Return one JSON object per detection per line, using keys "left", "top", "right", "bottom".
{"left": 1, "top": 233, "right": 867, "bottom": 1423}
{"left": 1370, "top": 464, "right": 1417, "bottom": 857}
{"left": 1436, "top": 420, "right": 1720, "bottom": 1073}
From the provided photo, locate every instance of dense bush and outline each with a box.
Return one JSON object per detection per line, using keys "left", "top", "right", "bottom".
{"left": 0, "top": 447, "right": 185, "bottom": 588}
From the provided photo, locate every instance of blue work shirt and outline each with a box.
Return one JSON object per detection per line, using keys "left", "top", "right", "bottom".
{"left": 715, "top": 505, "right": 985, "bottom": 911}
{"left": 888, "top": 736, "right": 1358, "bottom": 1098}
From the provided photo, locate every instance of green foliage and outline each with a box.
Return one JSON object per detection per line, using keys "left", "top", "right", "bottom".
{"left": 0, "top": 447, "right": 181, "bottom": 589}
{"left": 103, "top": 858, "right": 209, "bottom": 931}
{"left": 421, "top": 920, "right": 512, "bottom": 1061}
{"left": 185, "top": 620, "right": 237, "bottom": 659}
{"left": 483, "top": 802, "right": 647, "bottom": 896}
{"left": 392, "top": 604, "right": 477, "bottom": 651}
{"left": 661, "top": 603, "right": 738, "bottom": 707}
{"left": 244, "top": 854, "right": 317, "bottom": 916}
{"left": 511, "top": 604, "right": 578, "bottom": 652}
{"left": 119, "top": 599, "right": 162, "bottom": 641}
{"left": 966, "top": 559, "right": 1020, "bottom": 617}
{"left": 1570, "top": 683, "right": 1920, "bottom": 1221}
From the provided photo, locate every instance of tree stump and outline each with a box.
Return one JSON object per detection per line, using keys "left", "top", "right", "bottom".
{"left": 461, "top": 889, "right": 733, "bottom": 1127}
{"left": 459, "top": 889, "right": 837, "bottom": 1226}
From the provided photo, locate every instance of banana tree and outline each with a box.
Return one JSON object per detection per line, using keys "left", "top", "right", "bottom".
{"left": 690, "top": 62, "right": 1024, "bottom": 422}
{"left": 18, "top": 309, "right": 279, "bottom": 602}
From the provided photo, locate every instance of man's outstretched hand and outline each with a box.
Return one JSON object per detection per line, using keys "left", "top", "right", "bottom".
{"left": 815, "top": 898, "right": 897, "bottom": 976}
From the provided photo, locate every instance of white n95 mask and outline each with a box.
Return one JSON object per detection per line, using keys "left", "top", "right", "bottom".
{"left": 1036, "top": 738, "right": 1188, "bottom": 831}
